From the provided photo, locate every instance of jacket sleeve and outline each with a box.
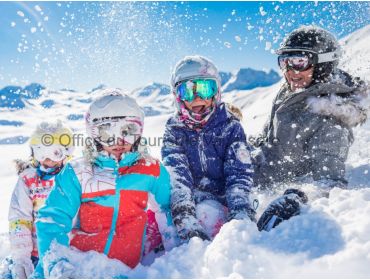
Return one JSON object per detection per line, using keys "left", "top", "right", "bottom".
{"left": 161, "top": 124, "right": 200, "bottom": 234}
{"left": 34, "top": 163, "right": 82, "bottom": 277}
{"left": 150, "top": 163, "right": 180, "bottom": 250}
{"left": 224, "top": 121, "right": 255, "bottom": 217}
{"left": 8, "top": 176, "right": 34, "bottom": 259}
{"left": 151, "top": 163, "right": 171, "bottom": 211}
{"left": 307, "top": 118, "right": 352, "bottom": 188}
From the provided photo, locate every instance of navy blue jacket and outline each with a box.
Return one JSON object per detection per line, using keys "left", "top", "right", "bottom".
{"left": 161, "top": 103, "right": 254, "bottom": 233}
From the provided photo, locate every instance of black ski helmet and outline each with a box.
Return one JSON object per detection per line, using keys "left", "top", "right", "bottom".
{"left": 276, "top": 25, "right": 342, "bottom": 84}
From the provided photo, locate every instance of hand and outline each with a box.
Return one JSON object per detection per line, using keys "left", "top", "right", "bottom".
{"left": 187, "top": 229, "right": 211, "bottom": 241}
{"left": 228, "top": 208, "right": 257, "bottom": 223}
{"left": 257, "top": 188, "right": 308, "bottom": 232}
{"left": 46, "top": 258, "right": 74, "bottom": 279}
{"left": 248, "top": 135, "right": 265, "bottom": 148}
{"left": 11, "top": 257, "right": 34, "bottom": 279}
{"left": 178, "top": 228, "right": 210, "bottom": 242}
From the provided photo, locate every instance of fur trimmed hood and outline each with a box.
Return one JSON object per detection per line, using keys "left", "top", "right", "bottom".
{"left": 14, "top": 159, "right": 35, "bottom": 175}
{"left": 305, "top": 70, "right": 370, "bottom": 127}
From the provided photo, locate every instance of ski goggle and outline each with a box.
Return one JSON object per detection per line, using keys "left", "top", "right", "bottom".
{"left": 175, "top": 79, "right": 218, "bottom": 102}
{"left": 278, "top": 50, "right": 340, "bottom": 72}
{"left": 278, "top": 53, "right": 313, "bottom": 72}
{"left": 32, "top": 144, "right": 69, "bottom": 162}
{"left": 94, "top": 117, "right": 143, "bottom": 146}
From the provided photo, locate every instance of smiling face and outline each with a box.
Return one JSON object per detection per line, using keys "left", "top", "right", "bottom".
{"left": 102, "top": 138, "right": 133, "bottom": 160}
{"left": 284, "top": 66, "right": 314, "bottom": 91}
{"left": 40, "top": 158, "right": 64, "bottom": 169}
{"left": 184, "top": 96, "right": 213, "bottom": 114}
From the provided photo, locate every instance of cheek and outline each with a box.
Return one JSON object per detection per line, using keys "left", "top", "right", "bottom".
{"left": 305, "top": 73, "right": 314, "bottom": 83}
{"left": 284, "top": 72, "right": 293, "bottom": 81}
{"left": 183, "top": 101, "right": 192, "bottom": 109}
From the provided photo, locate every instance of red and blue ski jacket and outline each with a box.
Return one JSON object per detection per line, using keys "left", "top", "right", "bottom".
{"left": 34, "top": 151, "right": 173, "bottom": 277}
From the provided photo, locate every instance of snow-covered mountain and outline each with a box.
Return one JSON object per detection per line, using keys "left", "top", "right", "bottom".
{"left": 0, "top": 83, "right": 45, "bottom": 109}
{"left": 131, "top": 83, "right": 173, "bottom": 116}
{"left": 0, "top": 67, "right": 280, "bottom": 113}
{"left": 0, "top": 66, "right": 281, "bottom": 146}
{"left": 222, "top": 68, "right": 281, "bottom": 92}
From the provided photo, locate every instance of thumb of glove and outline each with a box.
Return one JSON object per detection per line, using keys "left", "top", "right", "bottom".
{"left": 48, "top": 259, "right": 74, "bottom": 279}
{"left": 11, "top": 257, "right": 34, "bottom": 279}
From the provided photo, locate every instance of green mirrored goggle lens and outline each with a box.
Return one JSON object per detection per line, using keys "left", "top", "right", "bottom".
{"left": 176, "top": 79, "right": 218, "bottom": 102}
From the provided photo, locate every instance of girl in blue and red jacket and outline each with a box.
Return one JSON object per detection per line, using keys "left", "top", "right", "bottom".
{"left": 162, "top": 56, "right": 256, "bottom": 242}
{"left": 34, "top": 89, "right": 176, "bottom": 278}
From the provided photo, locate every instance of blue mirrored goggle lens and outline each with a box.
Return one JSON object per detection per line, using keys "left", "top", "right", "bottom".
{"left": 176, "top": 79, "right": 218, "bottom": 102}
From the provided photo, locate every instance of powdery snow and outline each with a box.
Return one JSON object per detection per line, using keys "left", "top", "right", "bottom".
{"left": 19, "top": 187, "right": 370, "bottom": 278}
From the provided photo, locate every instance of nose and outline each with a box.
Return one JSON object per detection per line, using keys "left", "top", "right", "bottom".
{"left": 116, "top": 138, "right": 125, "bottom": 146}
{"left": 287, "top": 69, "right": 301, "bottom": 76}
{"left": 192, "top": 96, "right": 203, "bottom": 103}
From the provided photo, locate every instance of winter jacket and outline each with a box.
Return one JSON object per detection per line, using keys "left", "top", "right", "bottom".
{"left": 161, "top": 103, "right": 254, "bottom": 235}
{"left": 34, "top": 151, "right": 174, "bottom": 277}
{"left": 253, "top": 70, "right": 369, "bottom": 189}
{"left": 8, "top": 160, "right": 57, "bottom": 260}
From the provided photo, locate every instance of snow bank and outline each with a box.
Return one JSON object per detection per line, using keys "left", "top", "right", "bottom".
{"left": 30, "top": 187, "right": 370, "bottom": 278}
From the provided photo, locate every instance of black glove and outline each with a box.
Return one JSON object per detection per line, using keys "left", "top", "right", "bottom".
{"left": 257, "top": 188, "right": 308, "bottom": 232}
{"left": 178, "top": 227, "right": 211, "bottom": 242}
{"left": 248, "top": 135, "right": 266, "bottom": 148}
{"left": 228, "top": 207, "right": 257, "bottom": 223}
{"left": 187, "top": 229, "right": 211, "bottom": 241}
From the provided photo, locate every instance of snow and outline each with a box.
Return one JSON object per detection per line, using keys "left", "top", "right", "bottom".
{"left": 0, "top": 23, "right": 369, "bottom": 279}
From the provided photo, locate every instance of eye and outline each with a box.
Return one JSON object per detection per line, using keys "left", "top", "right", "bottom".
{"left": 120, "top": 128, "right": 129, "bottom": 137}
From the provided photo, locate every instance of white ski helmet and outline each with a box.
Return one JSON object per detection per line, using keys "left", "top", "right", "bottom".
{"left": 85, "top": 88, "right": 145, "bottom": 147}
{"left": 170, "top": 56, "right": 222, "bottom": 128}
{"left": 171, "top": 55, "right": 221, "bottom": 96}
{"left": 29, "top": 120, "right": 74, "bottom": 162}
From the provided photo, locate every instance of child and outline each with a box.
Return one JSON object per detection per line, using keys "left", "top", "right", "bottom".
{"left": 2, "top": 121, "right": 74, "bottom": 279}
{"left": 33, "top": 89, "right": 175, "bottom": 278}
{"left": 162, "top": 55, "right": 255, "bottom": 242}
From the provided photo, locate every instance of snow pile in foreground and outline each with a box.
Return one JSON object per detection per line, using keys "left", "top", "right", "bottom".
{"left": 41, "top": 242, "right": 131, "bottom": 279}
{"left": 34, "top": 186, "right": 370, "bottom": 278}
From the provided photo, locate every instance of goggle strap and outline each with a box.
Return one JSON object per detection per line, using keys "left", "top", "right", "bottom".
{"left": 317, "top": 51, "right": 341, "bottom": 63}
{"left": 278, "top": 49, "right": 340, "bottom": 64}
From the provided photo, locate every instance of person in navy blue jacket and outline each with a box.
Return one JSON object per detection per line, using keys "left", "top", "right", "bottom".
{"left": 161, "top": 55, "right": 255, "bottom": 242}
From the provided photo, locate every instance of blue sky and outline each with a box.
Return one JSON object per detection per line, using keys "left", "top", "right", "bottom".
{"left": 0, "top": 1, "right": 369, "bottom": 92}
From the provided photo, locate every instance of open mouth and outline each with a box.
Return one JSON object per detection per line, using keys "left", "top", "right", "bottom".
{"left": 291, "top": 77, "right": 303, "bottom": 82}
{"left": 191, "top": 105, "right": 206, "bottom": 114}
{"left": 112, "top": 147, "right": 126, "bottom": 153}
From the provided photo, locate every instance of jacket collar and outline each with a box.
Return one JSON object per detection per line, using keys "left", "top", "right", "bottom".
{"left": 94, "top": 151, "right": 141, "bottom": 170}
{"left": 277, "top": 70, "right": 369, "bottom": 127}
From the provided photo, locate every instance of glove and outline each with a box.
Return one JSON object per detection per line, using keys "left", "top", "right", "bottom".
{"left": 178, "top": 227, "right": 211, "bottom": 242}
{"left": 187, "top": 229, "right": 211, "bottom": 241}
{"left": 46, "top": 258, "right": 74, "bottom": 279}
{"left": 10, "top": 256, "right": 34, "bottom": 279}
{"left": 228, "top": 207, "right": 257, "bottom": 223}
{"left": 248, "top": 135, "right": 266, "bottom": 148}
{"left": 257, "top": 188, "right": 308, "bottom": 232}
